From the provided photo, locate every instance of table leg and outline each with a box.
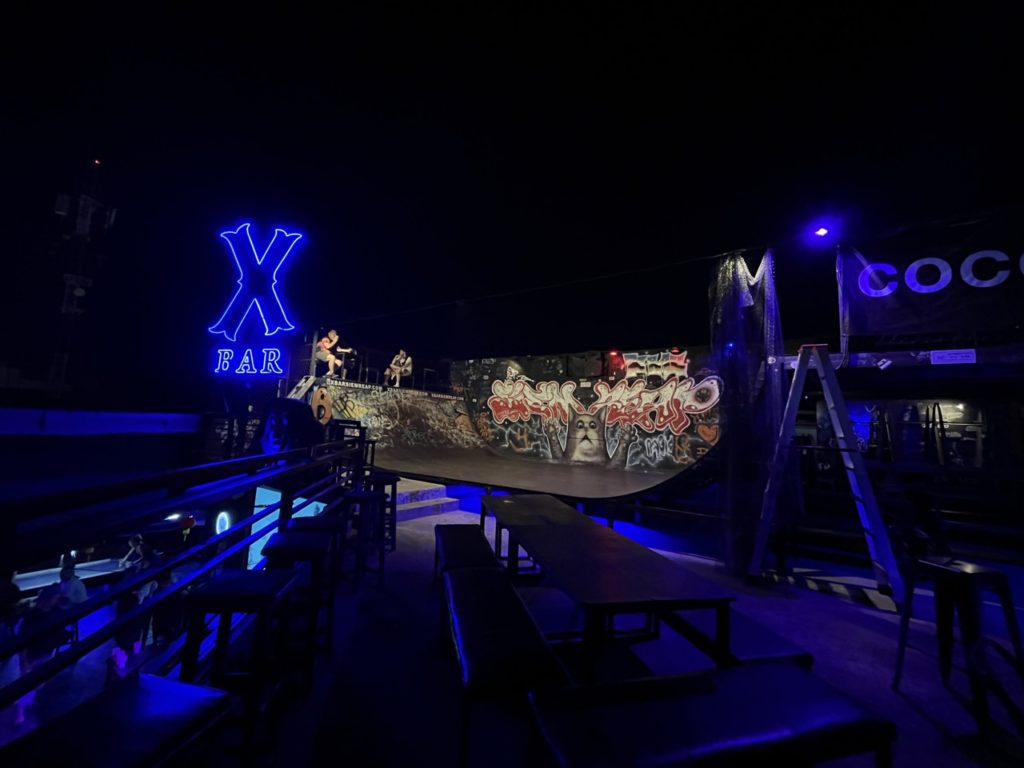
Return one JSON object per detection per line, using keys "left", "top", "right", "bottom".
{"left": 935, "top": 576, "right": 956, "bottom": 685}
{"left": 479, "top": 491, "right": 490, "bottom": 529}
{"left": 583, "top": 609, "right": 609, "bottom": 653}
{"left": 213, "top": 610, "right": 232, "bottom": 678}
{"left": 715, "top": 605, "right": 731, "bottom": 664}
{"left": 507, "top": 530, "right": 519, "bottom": 574}
{"left": 180, "top": 609, "right": 204, "bottom": 682}
{"left": 956, "top": 581, "right": 990, "bottom": 733}
{"left": 495, "top": 524, "right": 505, "bottom": 562}
{"left": 995, "top": 579, "right": 1024, "bottom": 677}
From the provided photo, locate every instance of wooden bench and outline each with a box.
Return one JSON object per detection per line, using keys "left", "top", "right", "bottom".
{"left": 0, "top": 673, "right": 232, "bottom": 767}
{"left": 443, "top": 566, "right": 568, "bottom": 767}
{"left": 434, "top": 523, "right": 503, "bottom": 582}
{"left": 529, "top": 659, "right": 896, "bottom": 767}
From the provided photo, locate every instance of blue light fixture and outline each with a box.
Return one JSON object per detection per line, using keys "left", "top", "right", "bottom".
{"left": 802, "top": 215, "right": 842, "bottom": 247}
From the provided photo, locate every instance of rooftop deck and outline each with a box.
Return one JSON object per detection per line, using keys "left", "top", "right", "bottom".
{"left": 3, "top": 504, "right": 1023, "bottom": 766}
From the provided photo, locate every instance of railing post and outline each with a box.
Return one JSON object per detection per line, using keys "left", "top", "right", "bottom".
{"left": 279, "top": 489, "right": 294, "bottom": 531}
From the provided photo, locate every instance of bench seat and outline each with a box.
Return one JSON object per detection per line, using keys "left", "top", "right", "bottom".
{"left": 444, "top": 566, "right": 569, "bottom": 766}
{"left": 434, "top": 524, "right": 503, "bottom": 581}
{"left": 530, "top": 659, "right": 896, "bottom": 767}
{"left": 0, "top": 673, "right": 232, "bottom": 768}
{"left": 443, "top": 566, "right": 566, "bottom": 693}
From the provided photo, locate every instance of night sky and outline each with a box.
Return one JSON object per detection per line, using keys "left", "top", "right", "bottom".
{"left": 3, "top": 5, "right": 1022, "bottom": 411}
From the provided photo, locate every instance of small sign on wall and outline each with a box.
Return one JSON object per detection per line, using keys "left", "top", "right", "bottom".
{"left": 930, "top": 349, "right": 977, "bottom": 365}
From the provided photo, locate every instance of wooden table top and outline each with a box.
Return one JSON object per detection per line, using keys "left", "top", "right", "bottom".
{"left": 507, "top": 523, "right": 734, "bottom": 611}
{"left": 482, "top": 493, "right": 597, "bottom": 528}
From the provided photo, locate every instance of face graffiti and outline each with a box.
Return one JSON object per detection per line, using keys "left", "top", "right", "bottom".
{"left": 566, "top": 415, "right": 603, "bottom": 461}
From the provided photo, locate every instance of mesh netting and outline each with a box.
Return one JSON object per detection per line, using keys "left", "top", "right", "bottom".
{"left": 709, "top": 250, "right": 786, "bottom": 573}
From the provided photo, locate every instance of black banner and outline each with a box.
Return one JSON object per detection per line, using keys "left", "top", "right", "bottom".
{"left": 838, "top": 212, "right": 1024, "bottom": 349}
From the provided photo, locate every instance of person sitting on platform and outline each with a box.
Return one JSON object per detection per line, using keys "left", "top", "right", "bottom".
{"left": 119, "top": 534, "right": 147, "bottom": 571}
{"left": 58, "top": 565, "right": 87, "bottom": 608}
{"left": 119, "top": 533, "right": 161, "bottom": 573}
{"left": 316, "top": 329, "right": 353, "bottom": 379}
{"left": 386, "top": 349, "right": 412, "bottom": 387}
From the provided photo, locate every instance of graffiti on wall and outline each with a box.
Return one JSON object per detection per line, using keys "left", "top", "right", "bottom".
{"left": 622, "top": 351, "right": 689, "bottom": 383}
{"left": 313, "top": 347, "right": 723, "bottom": 473}
{"left": 322, "top": 382, "right": 484, "bottom": 450}
{"left": 462, "top": 348, "right": 723, "bottom": 470}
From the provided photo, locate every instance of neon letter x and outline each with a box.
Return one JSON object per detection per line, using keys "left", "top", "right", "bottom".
{"left": 208, "top": 223, "right": 302, "bottom": 341}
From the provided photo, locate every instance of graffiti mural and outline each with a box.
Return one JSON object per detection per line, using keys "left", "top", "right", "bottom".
{"left": 310, "top": 347, "right": 722, "bottom": 473}
{"left": 318, "top": 381, "right": 484, "bottom": 450}
{"left": 459, "top": 348, "right": 722, "bottom": 470}
{"left": 622, "top": 351, "right": 690, "bottom": 383}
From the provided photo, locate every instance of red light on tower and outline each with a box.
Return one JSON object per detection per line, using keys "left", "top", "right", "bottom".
{"left": 670, "top": 346, "right": 681, "bottom": 354}
{"left": 93, "top": 158, "right": 101, "bottom": 166}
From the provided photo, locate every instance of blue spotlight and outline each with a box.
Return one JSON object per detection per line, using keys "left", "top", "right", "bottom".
{"left": 802, "top": 216, "right": 841, "bottom": 247}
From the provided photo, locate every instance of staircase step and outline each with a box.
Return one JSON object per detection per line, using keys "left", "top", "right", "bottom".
{"left": 395, "top": 478, "right": 448, "bottom": 505}
{"left": 396, "top": 497, "right": 461, "bottom": 521}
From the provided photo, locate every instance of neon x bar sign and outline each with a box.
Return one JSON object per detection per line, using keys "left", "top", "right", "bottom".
{"left": 209, "top": 223, "right": 303, "bottom": 375}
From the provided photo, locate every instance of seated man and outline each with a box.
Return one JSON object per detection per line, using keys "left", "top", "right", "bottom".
{"left": 316, "top": 329, "right": 353, "bottom": 378}
{"left": 58, "top": 565, "right": 87, "bottom": 608}
{"left": 386, "top": 349, "right": 412, "bottom": 387}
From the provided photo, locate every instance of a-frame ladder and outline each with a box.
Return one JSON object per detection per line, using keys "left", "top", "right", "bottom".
{"left": 749, "top": 344, "right": 904, "bottom": 599}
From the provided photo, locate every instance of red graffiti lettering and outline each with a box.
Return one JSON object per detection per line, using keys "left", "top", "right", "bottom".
{"left": 487, "top": 379, "right": 585, "bottom": 425}
{"left": 593, "top": 376, "right": 722, "bottom": 435}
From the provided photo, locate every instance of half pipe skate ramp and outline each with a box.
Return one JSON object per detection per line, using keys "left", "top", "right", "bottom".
{"left": 309, "top": 348, "right": 722, "bottom": 499}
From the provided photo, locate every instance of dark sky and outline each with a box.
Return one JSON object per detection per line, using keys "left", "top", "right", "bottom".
{"left": 3, "top": 5, "right": 1022, "bottom": 409}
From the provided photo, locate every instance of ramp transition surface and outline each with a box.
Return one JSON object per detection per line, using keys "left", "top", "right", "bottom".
{"left": 310, "top": 349, "right": 722, "bottom": 499}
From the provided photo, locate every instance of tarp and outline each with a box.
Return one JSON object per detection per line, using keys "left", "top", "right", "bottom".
{"left": 837, "top": 210, "right": 1024, "bottom": 350}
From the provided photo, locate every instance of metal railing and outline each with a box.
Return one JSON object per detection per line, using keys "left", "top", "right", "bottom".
{"left": 0, "top": 434, "right": 370, "bottom": 711}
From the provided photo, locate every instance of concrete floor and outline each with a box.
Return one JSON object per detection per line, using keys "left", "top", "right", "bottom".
{"left": 300, "top": 510, "right": 1024, "bottom": 767}
{"left": 3, "top": 508, "right": 1023, "bottom": 766}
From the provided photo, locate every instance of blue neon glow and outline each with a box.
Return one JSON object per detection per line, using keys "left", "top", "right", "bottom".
{"left": 214, "top": 348, "right": 284, "bottom": 374}
{"left": 214, "top": 349, "right": 232, "bottom": 373}
{"left": 215, "top": 511, "right": 231, "bottom": 534}
{"left": 0, "top": 409, "right": 200, "bottom": 436}
{"left": 236, "top": 349, "right": 259, "bottom": 374}
{"left": 208, "top": 223, "right": 302, "bottom": 341}
{"left": 261, "top": 348, "right": 283, "bottom": 373}
{"left": 803, "top": 215, "right": 842, "bottom": 247}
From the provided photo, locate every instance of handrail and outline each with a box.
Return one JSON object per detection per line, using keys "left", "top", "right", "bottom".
{"left": 0, "top": 437, "right": 369, "bottom": 711}
{"left": 5, "top": 439, "right": 365, "bottom": 573}
{"left": 2, "top": 446, "right": 357, "bottom": 656}
{"left": 2, "top": 439, "right": 356, "bottom": 521}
